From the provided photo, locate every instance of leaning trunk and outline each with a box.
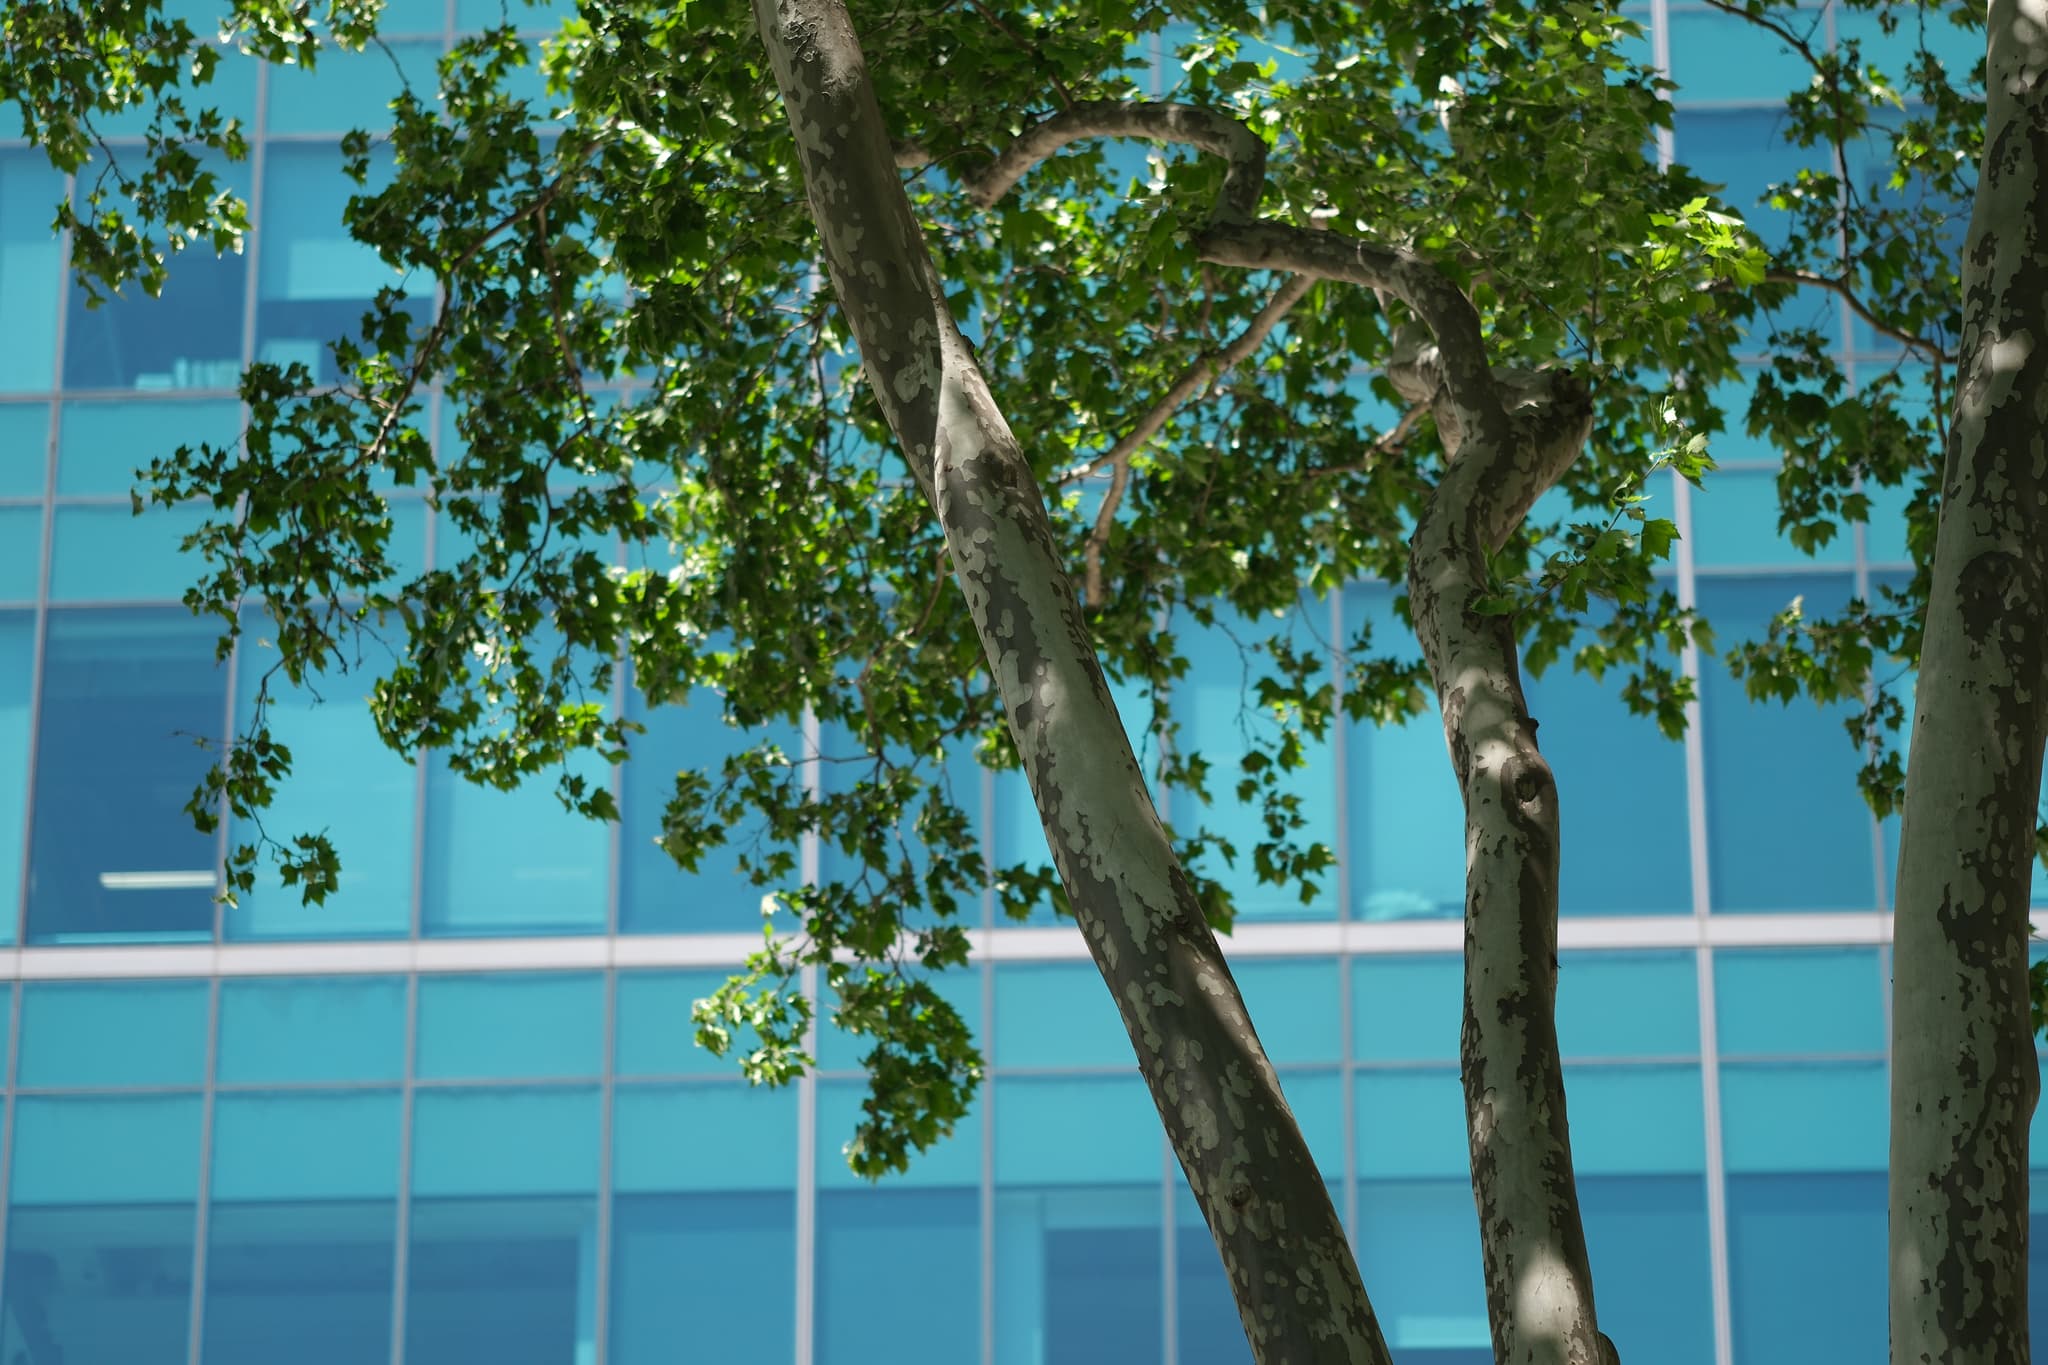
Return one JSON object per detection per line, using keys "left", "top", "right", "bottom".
{"left": 750, "top": 2, "right": 1391, "bottom": 1360}
{"left": 1887, "top": 4, "right": 2048, "bottom": 1361}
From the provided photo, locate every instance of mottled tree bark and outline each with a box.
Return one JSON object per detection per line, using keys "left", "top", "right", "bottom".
{"left": 750, "top": 5, "right": 1393, "bottom": 1361}
{"left": 1888, "top": 3, "right": 2048, "bottom": 1361}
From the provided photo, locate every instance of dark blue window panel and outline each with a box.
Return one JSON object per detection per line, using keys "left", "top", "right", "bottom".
{"left": 1344, "top": 584, "right": 1464, "bottom": 921}
{"left": 1697, "top": 575, "right": 1877, "bottom": 911}
{"left": 1728, "top": 1172, "right": 1886, "bottom": 1364}
{"left": 612, "top": 1192, "right": 796, "bottom": 1365}
{"left": 47, "top": 502, "right": 213, "bottom": 602}
{"left": 57, "top": 396, "right": 242, "bottom": 495}
{"left": 419, "top": 751, "right": 609, "bottom": 936}
{"left": 1671, "top": 108, "right": 1814, "bottom": 250}
{"left": 1557, "top": 952, "right": 1700, "bottom": 1058}
{"left": 1354, "top": 1178, "right": 1489, "bottom": 1358}
{"left": 0, "top": 611, "right": 33, "bottom": 939}
{"left": 218, "top": 976, "right": 408, "bottom": 1083}
{"left": 63, "top": 162, "right": 251, "bottom": 392}
{"left": 18, "top": 979, "right": 209, "bottom": 1087}
{"left": 818, "top": 1188, "right": 978, "bottom": 1365}
{"left": 4, "top": 1095, "right": 202, "bottom": 1365}
{"left": 1353, "top": 955, "right": 1462, "bottom": 1062}
{"left": 618, "top": 684, "right": 802, "bottom": 935}
{"left": 405, "top": 1197, "right": 600, "bottom": 1365}
{"left": 0, "top": 153, "right": 64, "bottom": 392}
{"left": 1522, "top": 637, "right": 1692, "bottom": 916}
{"left": 265, "top": 40, "right": 443, "bottom": 135}
{"left": 0, "top": 401, "right": 48, "bottom": 495}
{"left": 416, "top": 972, "right": 604, "bottom": 1079}
{"left": 26, "top": 609, "right": 227, "bottom": 943}
{"left": 993, "top": 962, "right": 1130, "bottom": 1069}
{"left": 1716, "top": 947, "right": 1885, "bottom": 1055}
{"left": 1583, "top": 1175, "right": 1715, "bottom": 1365}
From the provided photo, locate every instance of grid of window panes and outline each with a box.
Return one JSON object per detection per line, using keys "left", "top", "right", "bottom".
{"left": 0, "top": 3, "right": 2039, "bottom": 1364}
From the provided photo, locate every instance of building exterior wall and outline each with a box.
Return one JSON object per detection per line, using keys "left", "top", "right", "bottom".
{"left": 0, "top": 2, "right": 2034, "bottom": 1363}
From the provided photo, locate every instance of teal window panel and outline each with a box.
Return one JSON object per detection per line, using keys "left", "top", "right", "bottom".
{"left": 203, "top": 1198, "right": 398, "bottom": 1365}
{"left": 374, "top": 0, "right": 447, "bottom": 32}
{"left": 1863, "top": 475, "right": 1918, "bottom": 565}
{"left": 1354, "top": 1177, "right": 1488, "bottom": 1355}
{"left": 405, "top": 1194, "right": 600, "bottom": 1365}
{"left": 416, "top": 972, "right": 605, "bottom": 1079}
{"left": 1276, "top": 1068, "right": 1346, "bottom": 1178}
{"left": 614, "top": 1084, "right": 797, "bottom": 1194}
{"left": 817, "top": 1079, "right": 982, "bottom": 1190}
{"left": 265, "top": 39, "right": 443, "bottom": 135}
{"left": 1697, "top": 575, "right": 1877, "bottom": 911}
{"left": 209, "top": 1091, "right": 404, "bottom": 1202}
{"left": 997, "top": 1075, "right": 1158, "bottom": 1188}
{"left": 992, "top": 961, "right": 1130, "bottom": 1069}
{"left": 1722, "top": 1060, "right": 1889, "bottom": 1172}
{"left": 1175, "top": 604, "right": 1340, "bottom": 922}
{"left": 611, "top": 1189, "right": 796, "bottom": 1365}
{"left": 95, "top": 2, "right": 257, "bottom": 137}
{"left": 25, "top": 609, "right": 226, "bottom": 944}
{"left": 1562, "top": 1064, "right": 1707, "bottom": 1174}
{"left": 48, "top": 502, "right": 213, "bottom": 602}
{"left": 1352, "top": 954, "right": 1462, "bottom": 1062}
{"left": 0, "top": 401, "right": 48, "bottom": 494}
{"left": 58, "top": 397, "right": 242, "bottom": 495}
{"left": 0, "top": 612, "right": 27, "bottom": 942}
{"left": 1355, "top": 1068, "right": 1467, "bottom": 1181}
{"left": 819, "top": 1186, "right": 976, "bottom": 1365}
{"left": 457, "top": 0, "right": 576, "bottom": 29}
{"left": 18, "top": 979, "right": 210, "bottom": 1087}
{"left": 1666, "top": 5, "right": 1821, "bottom": 101}
{"left": 818, "top": 965, "right": 979, "bottom": 1072}
{"left": 1692, "top": 469, "right": 1854, "bottom": 566}
{"left": 411, "top": 1087, "right": 602, "bottom": 1197}
{"left": 10, "top": 1093, "right": 204, "bottom": 1204}
{"left": 1344, "top": 583, "right": 1464, "bottom": 921}
{"left": 0, "top": 506, "right": 35, "bottom": 601}
{"left": 0, "top": 154, "right": 64, "bottom": 392}
{"left": 616, "top": 968, "right": 768, "bottom": 1078}
{"left": 1233, "top": 957, "right": 1342, "bottom": 1064}
{"left": 225, "top": 643, "right": 417, "bottom": 941}
{"left": 419, "top": 751, "right": 609, "bottom": 936}
{"left": 994, "top": 1183, "right": 1161, "bottom": 1365}
{"left": 217, "top": 976, "right": 408, "bottom": 1084}
{"left": 1716, "top": 947, "right": 1885, "bottom": 1055}
{"left": 1728, "top": 1170, "right": 1885, "bottom": 1364}
{"left": 1583, "top": 1174, "right": 1716, "bottom": 1365}
{"left": 1836, "top": 7, "right": 1984, "bottom": 85}
{"left": 1557, "top": 951, "right": 1700, "bottom": 1058}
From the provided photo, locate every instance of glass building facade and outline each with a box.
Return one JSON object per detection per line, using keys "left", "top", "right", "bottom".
{"left": 0, "top": 3, "right": 2035, "bottom": 1364}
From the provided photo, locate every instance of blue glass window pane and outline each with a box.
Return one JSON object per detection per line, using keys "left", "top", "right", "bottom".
{"left": 1671, "top": 108, "right": 1812, "bottom": 249}
{"left": 217, "top": 976, "right": 408, "bottom": 1083}
{"left": 1176, "top": 606, "right": 1340, "bottom": 921}
{"left": 58, "top": 397, "right": 241, "bottom": 496}
{"left": 616, "top": 968, "right": 754, "bottom": 1077}
{"left": 0, "top": 505, "right": 40, "bottom": 600}
{"left": 0, "top": 612, "right": 29, "bottom": 943}
{"left": 5, "top": 1097, "right": 201, "bottom": 1365}
{"left": 210, "top": 1091, "right": 403, "bottom": 1202}
{"left": 1355, "top": 1177, "right": 1488, "bottom": 1357}
{"left": 618, "top": 687, "right": 802, "bottom": 934}
{"left": 458, "top": 0, "right": 576, "bottom": 28}
{"left": 1697, "top": 576, "right": 1876, "bottom": 910}
{"left": 375, "top": 0, "right": 447, "bottom": 32}
{"left": 1556, "top": 951, "right": 1700, "bottom": 1058}
{"left": 997, "top": 1075, "right": 1158, "bottom": 1187}
{"left": 255, "top": 146, "right": 427, "bottom": 385}
{"left": 416, "top": 972, "right": 604, "bottom": 1079}
{"left": 1353, "top": 955, "right": 1462, "bottom": 1062}
{"left": 1357, "top": 1068, "right": 1467, "bottom": 1181}
{"left": 1233, "top": 957, "right": 1341, "bottom": 1064}
{"left": 0, "top": 402, "right": 48, "bottom": 495}
{"left": 993, "top": 962, "right": 1130, "bottom": 1069}
{"left": 64, "top": 163, "right": 250, "bottom": 392}
{"left": 26, "top": 609, "right": 226, "bottom": 942}
{"left": 18, "top": 979, "right": 209, "bottom": 1087}
{"left": 1563, "top": 1064, "right": 1706, "bottom": 1174}
{"left": 818, "top": 1187, "right": 977, "bottom": 1365}
{"left": 1722, "top": 1061, "right": 1889, "bottom": 1172}
{"left": 611, "top": 1084, "right": 797, "bottom": 1358}
{"left": 1716, "top": 947, "right": 1885, "bottom": 1055}
{"left": 1345, "top": 584, "right": 1464, "bottom": 921}
{"left": 1276, "top": 1069, "right": 1347, "bottom": 1178}
{"left": 420, "top": 753, "right": 609, "bottom": 936}
{"left": 1728, "top": 1171, "right": 1886, "bottom": 1364}
{"left": 406, "top": 1194, "right": 600, "bottom": 1365}
{"left": 49, "top": 503, "right": 212, "bottom": 602}
{"left": 1582, "top": 1175, "right": 1715, "bottom": 1365}
{"left": 265, "top": 40, "right": 442, "bottom": 135}
{"left": 1692, "top": 469, "right": 1855, "bottom": 567}
{"left": 818, "top": 1079, "right": 982, "bottom": 1190}
{"left": 0, "top": 154, "right": 64, "bottom": 392}
{"left": 202, "top": 1201, "right": 397, "bottom": 1365}
{"left": 412, "top": 1087, "right": 601, "bottom": 1197}
{"left": 1522, "top": 647, "right": 1692, "bottom": 915}
{"left": 1836, "top": 8, "right": 1983, "bottom": 85}
{"left": 1666, "top": 6, "right": 1819, "bottom": 101}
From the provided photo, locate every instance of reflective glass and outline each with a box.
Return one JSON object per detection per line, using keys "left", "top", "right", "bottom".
{"left": 1670, "top": 108, "right": 1812, "bottom": 249}
{"left": 217, "top": 976, "right": 408, "bottom": 1083}
{"left": 1173, "top": 1177, "right": 1347, "bottom": 1365}
{"left": 995, "top": 1076, "right": 1161, "bottom": 1365}
{"left": 1728, "top": 1170, "right": 1887, "bottom": 1363}
{"left": 1521, "top": 635, "right": 1692, "bottom": 915}
{"left": 993, "top": 961, "right": 1131, "bottom": 1069}
{"left": 1355, "top": 1069, "right": 1487, "bottom": 1357}
{"left": 1696, "top": 575, "right": 1877, "bottom": 910}
{"left": 1175, "top": 605, "right": 1340, "bottom": 921}
{"left": 458, "top": 0, "right": 577, "bottom": 29}
{"left": 0, "top": 612, "right": 31, "bottom": 940}
{"left": 611, "top": 1085, "right": 797, "bottom": 1365}
{"left": 64, "top": 162, "right": 250, "bottom": 392}
{"left": 2, "top": 1096, "right": 202, "bottom": 1365}
{"left": 1353, "top": 955, "right": 1462, "bottom": 1062}
{"left": 265, "top": 39, "right": 443, "bottom": 134}
{"left": 1691, "top": 468, "right": 1854, "bottom": 566}
{"left": 1357, "top": 1068, "right": 1467, "bottom": 1181}
{"left": 1582, "top": 1174, "right": 1715, "bottom": 1365}
{"left": 0, "top": 504, "right": 40, "bottom": 600}
{"left": 1666, "top": 6, "right": 1819, "bottom": 101}
{"left": 618, "top": 685, "right": 802, "bottom": 934}
{"left": 48, "top": 502, "right": 212, "bottom": 601}
{"left": 416, "top": 972, "right": 604, "bottom": 1079}
{"left": 58, "top": 397, "right": 241, "bottom": 495}
{"left": 226, "top": 637, "right": 417, "bottom": 940}
{"left": 1715, "top": 947, "right": 1885, "bottom": 1055}
{"left": 1234, "top": 957, "right": 1342, "bottom": 1064}
{"left": 1344, "top": 583, "right": 1464, "bottom": 921}
{"left": 406, "top": 1089, "right": 602, "bottom": 1365}
{"left": 374, "top": 0, "right": 447, "bottom": 32}
{"left": 1722, "top": 1060, "right": 1889, "bottom": 1173}
{"left": 1836, "top": 7, "right": 1983, "bottom": 86}
{"left": 0, "top": 401, "right": 49, "bottom": 495}
{"left": 256, "top": 145, "right": 425, "bottom": 385}
{"left": 616, "top": 968, "right": 755, "bottom": 1077}
{"left": 0, "top": 153, "right": 63, "bottom": 391}
{"left": 26, "top": 609, "right": 227, "bottom": 942}
{"left": 204, "top": 1092, "right": 401, "bottom": 1365}
{"left": 1556, "top": 951, "right": 1699, "bottom": 1058}
{"left": 419, "top": 750, "right": 609, "bottom": 935}
{"left": 17, "top": 979, "right": 209, "bottom": 1087}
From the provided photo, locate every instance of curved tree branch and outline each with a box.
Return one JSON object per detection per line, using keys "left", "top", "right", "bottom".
{"left": 967, "top": 99, "right": 1268, "bottom": 224}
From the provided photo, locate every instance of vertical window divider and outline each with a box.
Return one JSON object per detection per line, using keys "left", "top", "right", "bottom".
{"left": 794, "top": 705, "right": 821, "bottom": 1365}
{"left": 0, "top": 974, "right": 27, "bottom": 1325}
{"left": 182, "top": 975, "right": 224, "bottom": 1365}
{"left": 388, "top": 971, "right": 421, "bottom": 1365}
{"left": 978, "top": 761, "right": 997, "bottom": 1365}
{"left": 592, "top": 965, "right": 618, "bottom": 1365}
{"left": 1331, "top": 584, "right": 1360, "bottom": 1250}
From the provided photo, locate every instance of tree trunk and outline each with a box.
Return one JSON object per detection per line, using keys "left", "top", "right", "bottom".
{"left": 1888, "top": 4, "right": 2048, "bottom": 1361}
{"left": 749, "top": 3, "right": 1393, "bottom": 1360}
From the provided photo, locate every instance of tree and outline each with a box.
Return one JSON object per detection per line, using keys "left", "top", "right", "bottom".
{"left": 0, "top": 0, "right": 2026, "bottom": 1360}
